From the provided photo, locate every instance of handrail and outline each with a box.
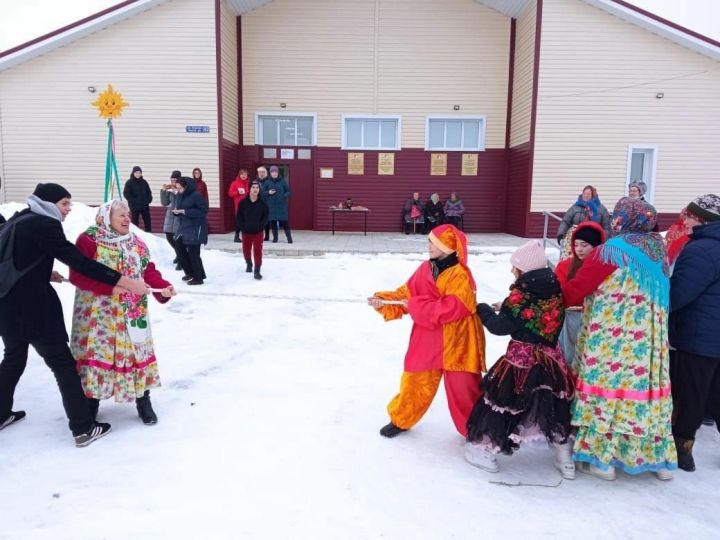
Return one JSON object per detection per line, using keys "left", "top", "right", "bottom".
{"left": 542, "top": 211, "right": 563, "bottom": 251}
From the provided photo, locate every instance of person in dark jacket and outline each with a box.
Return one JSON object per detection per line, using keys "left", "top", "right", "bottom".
{"left": 237, "top": 181, "right": 269, "bottom": 280}
{"left": 556, "top": 185, "right": 611, "bottom": 252}
{"left": 465, "top": 240, "right": 575, "bottom": 478}
{"left": 173, "top": 177, "right": 208, "bottom": 285}
{"left": 123, "top": 165, "right": 153, "bottom": 232}
{"left": 424, "top": 193, "right": 444, "bottom": 233}
{"left": 0, "top": 213, "right": 5, "bottom": 227}
{"left": 669, "top": 193, "right": 720, "bottom": 473}
{"left": 403, "top": 192, "right": 425, "bottom": 234}
{"left": 255, "top": 166, "right": 271, "bottom": 240}
{"left": 0, "top": 183, "right": 149, "bottom": 446}
{"left": 262, "top": 166, "right": 292, "bottom": 243}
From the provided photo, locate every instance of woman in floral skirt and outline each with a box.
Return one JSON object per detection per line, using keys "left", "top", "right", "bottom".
{"left": 70, "top": 200, "right": 176, "bottom": 425}
{"left": 562, "top": 197, "right": 677, "bottom": 480}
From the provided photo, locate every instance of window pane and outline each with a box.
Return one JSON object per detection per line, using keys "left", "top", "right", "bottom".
{"left": 278, "top": 118, "right": 296, "bottom": 145}
{"left": 445, "top": 120, "right": 462, "bottom": 148}
{"left": 380, "top": 120, "right": 397, "bottom": 148}
{"left": 296, "top": 117, "right": 313, "bottom": 145}
{"left": 261, "top": 117, "right": 278, "bottom": 145}
{"left": 364, "top": 120, "right": 380, "bottom": 147}
{"left": 630, "top": 152, "right": 645, "bottom": 181}
{"left": 429, "top": 120, "right": 444, "bottom": 148}
{"left": 463, "top": 120, "right": 480, "bottom": 149}
{"left": 346, "top": 119, "right": 362, "bottom": 147}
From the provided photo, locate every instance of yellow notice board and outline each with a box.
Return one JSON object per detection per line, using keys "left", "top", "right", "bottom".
{"left": 430, "top": 153, "right": 447, "bottom": 176}
{"left": 348, "top": 152, "right": 364, "bottom": 175}
{"left": 378, "top": 153, "right": 395, "bottom": 175}
{"left": 461, "top": 154, "right": 478, "bottom": 176}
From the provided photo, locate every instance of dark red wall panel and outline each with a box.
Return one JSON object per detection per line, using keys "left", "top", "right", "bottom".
{"left": 505, "top": 142, "right": 532, "bottom": 236}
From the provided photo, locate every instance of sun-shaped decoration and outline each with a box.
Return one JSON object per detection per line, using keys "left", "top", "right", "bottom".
{"left": 91, "top": 84, "right": 129, "bottom": 119}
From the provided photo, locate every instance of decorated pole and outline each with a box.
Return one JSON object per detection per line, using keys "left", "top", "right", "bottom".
{"left": 91, "top": 85, "right": 128, "bottom": 202}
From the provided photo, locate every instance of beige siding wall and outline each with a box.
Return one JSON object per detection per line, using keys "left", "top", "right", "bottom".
{"left": 220, "top": 0, "right": 239, "bottom": 144}
{"left": 0, "top": 0, "right": 221, "bottom": 207}
{"left": 509, "top": 1, "right": 536, "bottom": 147}
{"left": 531, "top": 0, "right": 720, "bottom": 213}
{"left": 242, "top": 0, "right": 510, "bottom": 148}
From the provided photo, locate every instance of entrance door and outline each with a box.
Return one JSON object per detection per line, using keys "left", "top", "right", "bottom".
{"left": 265, "top": 161, "right": 315, "bottom": 229}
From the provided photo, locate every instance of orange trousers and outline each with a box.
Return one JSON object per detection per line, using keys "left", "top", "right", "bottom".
{"left": 387, "top": 369, "right": 481, "bottom": 437}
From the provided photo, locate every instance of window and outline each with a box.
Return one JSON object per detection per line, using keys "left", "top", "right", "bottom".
{"left": 425, "top": 116, "right": 485, "bottom": 151}
{"left": 626, "top": 145, "right": 657, "bottom": 202}
{"left": 256, "top": 113, "right": 316, "bottom": 146}
{"left": 342, "top": 115, "right": 401, "bottom": 150}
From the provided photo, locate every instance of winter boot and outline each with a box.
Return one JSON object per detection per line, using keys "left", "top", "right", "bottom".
{"left": 675, "top": 437, "right": 696, "bottom": 472}
{"left": 553, "top": 441, "right": 576, "bottom": 480}
{"left": 245, "top": 260, "right": 253, "bottom": 273}
{"left": 577, "top": 462, "right": 616, "bottom": 481}
{"left": 464, "top": 442, "right": 499, "bottom": 473}
{"left": 74, "top": 422, "right": 112, "bottom": 447}
{"left": 655, "top": 468, "right": 674, "bottom": 481}
{"left": 0, "top": 410, "right": 26, "bottom": 431}
{"left": 233, "top": 230, "right": 241, "bottom": 243}
{"left": 136, "top": 391, "right": 158, "bottom": 425}
{"left": 286, "top": 231, "right": 293, "bottom": 244}
{"left": 379, "top": 422, "right": 407, "bottom": 438}
{"left": 404, "top": 222, "right": 411, "bottom": 235}
{"left": 254, "top": 266, "right": 263, "bottom": 280}
{"left": 87, "top": 398, "right": 100, "bottom": 422}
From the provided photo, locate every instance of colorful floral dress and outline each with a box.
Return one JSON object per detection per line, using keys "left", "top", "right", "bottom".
{"left": 563, "top": 230, "right": 677, "bottom": 474}
{"left": 70, "top": 226, "right": 170, "bottom": 403}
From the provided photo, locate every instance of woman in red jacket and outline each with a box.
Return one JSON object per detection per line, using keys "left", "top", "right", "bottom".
{"left": 228, "top": 168, "right": 250, "bottom": 242}
{"left": 555, "top": 221, "right": 605, "bottom": 366}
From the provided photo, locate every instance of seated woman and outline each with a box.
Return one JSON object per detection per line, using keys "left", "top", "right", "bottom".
{"left": 443, "top": 192, "right": 464, "bottom": 229}
{"left": 403, "top": 192, "right": 425, "bottom": 234}
{"left": 556, "top": 185, "right": 611, "bottom": 259}
{"left": 424, "top": 193, "right": 444, "bottom": 233}
{"left": 70, "top": 200, "right": 176, "bottom": 426}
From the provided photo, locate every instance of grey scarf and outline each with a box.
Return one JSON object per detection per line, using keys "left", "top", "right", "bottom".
{"left": 26, "top": 195, "right": 62, "bottom": 222}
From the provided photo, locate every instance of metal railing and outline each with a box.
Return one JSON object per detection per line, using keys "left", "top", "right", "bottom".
{"left": 543, "top": 211, "right": 563, "bottom": 250}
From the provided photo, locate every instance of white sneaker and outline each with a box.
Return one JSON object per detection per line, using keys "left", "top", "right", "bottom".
{"left": 464, "top": 442, "right": 499, "bottom": 473}
{"left": 553, "top": 442, "right": 576, "bottom": 480}
{"left": 577, "top": 461, "right": 616, "bottom": 481}
{"left": 655, "top": 469, "right": 673, "bottom": 481}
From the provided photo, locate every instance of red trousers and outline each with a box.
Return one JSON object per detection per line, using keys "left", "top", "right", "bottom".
{"left": 387, "top": 369, "right": 481, "bottom": 436}
{"left": 242, "top": 232, "right": 264, "bottom": 266}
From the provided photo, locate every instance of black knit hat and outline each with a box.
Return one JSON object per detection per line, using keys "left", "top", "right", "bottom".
{"left": 132, "top": 166, "right": 143, "bottom": 174}
{"left": 687, "top": 194, "right": 720, "bottom": 223}
{"left": 574, "top": 226, "right": 602, "bottom": 247}
{"left": 170, "top": 170, "right": 182, "bottom": 179}
{"left": 33, "top": 182, "right": 72, "bottom": 203}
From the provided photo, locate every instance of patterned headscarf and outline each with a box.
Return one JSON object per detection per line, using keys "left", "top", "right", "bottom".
{"left": 611, "top": 197, "right": 667, "bottom": 269}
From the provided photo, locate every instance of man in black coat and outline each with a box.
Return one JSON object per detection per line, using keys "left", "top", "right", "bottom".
{"left": 123, "top": 165, "right": 153, "bottom": 232}
{"left": 0, "top": 183, "right": 150, "bottom": 446}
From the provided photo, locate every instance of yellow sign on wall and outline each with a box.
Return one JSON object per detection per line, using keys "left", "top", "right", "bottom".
{"left": 461, "top": 154, "right": 478, "bottom": 176}
{"left": 378, "top": 153, "right": 395, "bottom": 175}
{"left": 430, "top": 153, "right": 447, "bottom": 176}
{"left": 348, "top": 153, "right": 364, "bottom": 175}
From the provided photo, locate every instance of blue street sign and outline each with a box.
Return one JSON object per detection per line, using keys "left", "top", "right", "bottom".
{"left": 186, "top": 125, "right": 210, "bottom": 133}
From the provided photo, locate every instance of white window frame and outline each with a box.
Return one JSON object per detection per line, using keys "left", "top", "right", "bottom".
{"left": 424, "top": 115, "right": 486, "bottom": 151}
{"left": 626, "top": 144, "right": 658, "bottom": 203}
{"left": 255, "top": 112, "right": 317, "bottom": 146}
{"left": 341, "top": 114, "right": 402, "bottom": 150}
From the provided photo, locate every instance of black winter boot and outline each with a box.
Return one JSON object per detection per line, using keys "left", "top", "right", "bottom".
{"left": 675, "top": 437, "right": 695, "bottom": 472}
{"left": 254, "top": 266, "right": 263, "bottom": 280}
{"left": 379, "top": 422, "right": 407, "bottom": 438}
{"left": 286, "top": 231, "right": 293, "bottom": 244}
{"left": 233, "top": 231, "right": 241, "bottom": 243}
{"left": 136, "top": 391, "right": 158, "bottom": 425}
{"left": 245, "top": 260, "right": 253, "bottom": 273}
{"left": 87, "top": 397, "right": 100, "bottom": 422}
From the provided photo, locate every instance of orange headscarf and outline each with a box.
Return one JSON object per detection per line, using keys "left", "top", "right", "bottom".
{"left": 428, "top": 224, "right": 476, "bottom": 291}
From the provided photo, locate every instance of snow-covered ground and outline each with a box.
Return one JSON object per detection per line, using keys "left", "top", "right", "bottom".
{"left": 1, "top": 202, "right": 719, "bottom": 540}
